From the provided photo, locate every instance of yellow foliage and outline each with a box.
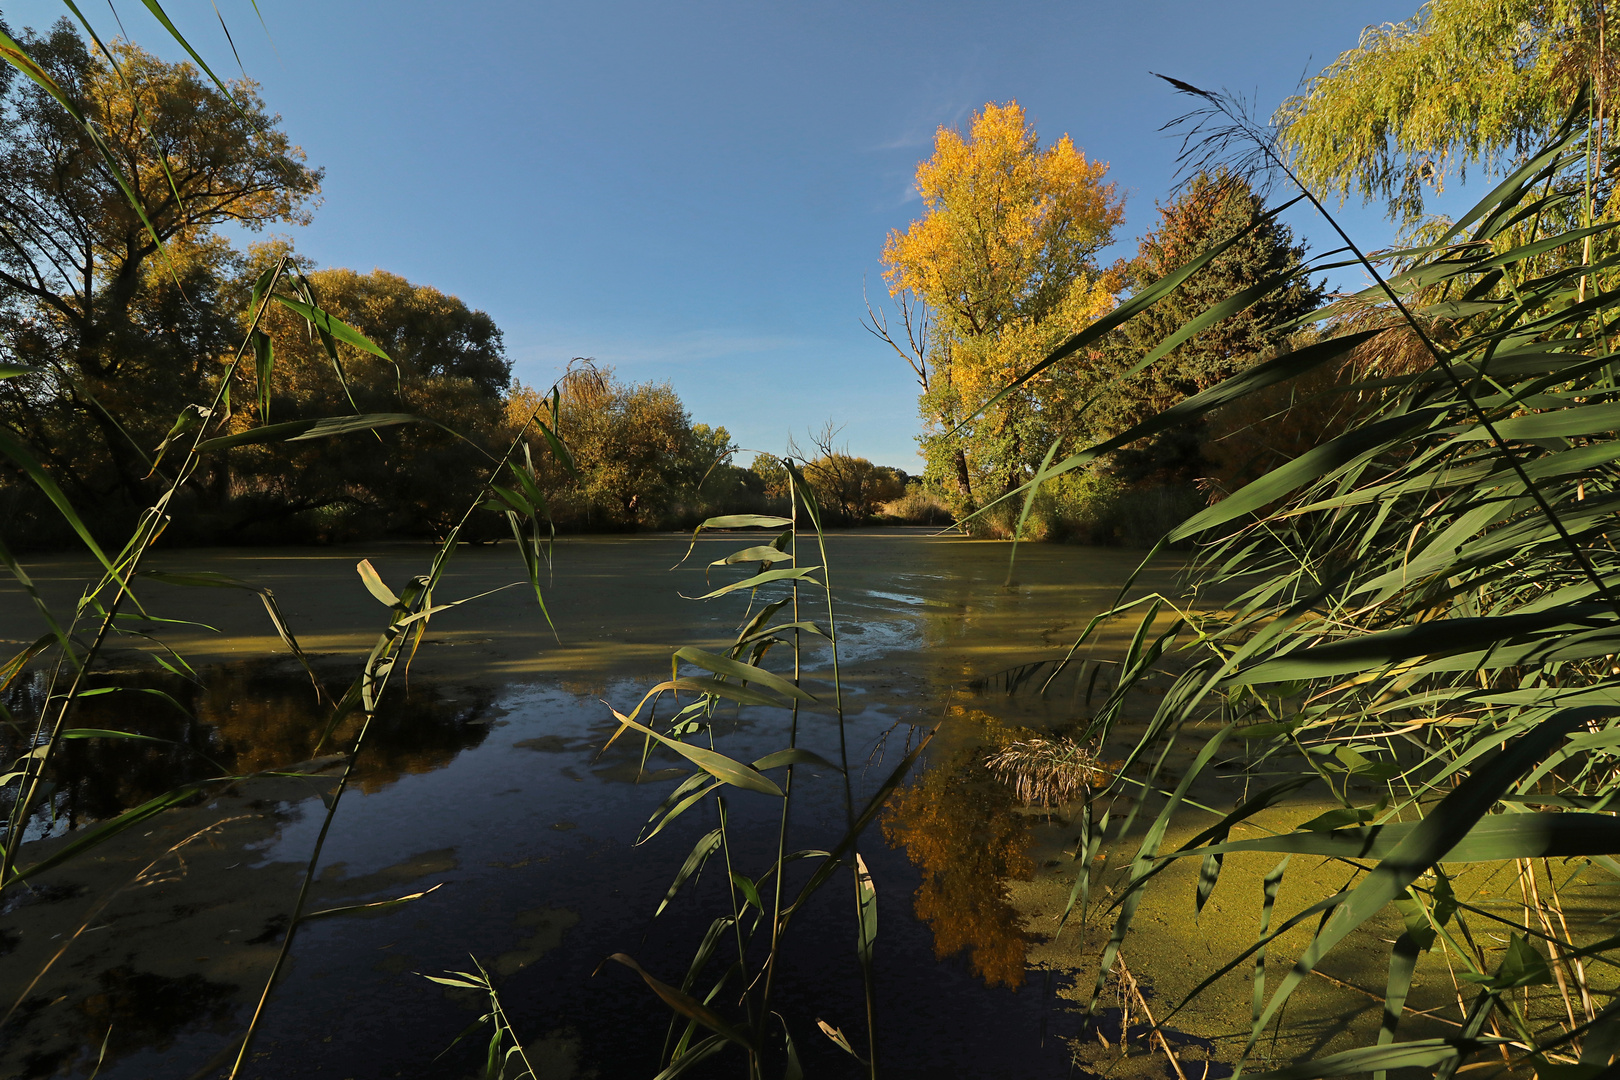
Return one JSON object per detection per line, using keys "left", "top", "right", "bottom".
{"left": 881, "top": 708, "right": 1037, "bottom": 989}
{"left": 881, "top": 102, "right": 1125, "bottom": 503}
{"left": 1276, "top": 0, "right": 1615, "bottom": 222}
{"left": 884, "top": 101, "right": 1122, "bottom": 338}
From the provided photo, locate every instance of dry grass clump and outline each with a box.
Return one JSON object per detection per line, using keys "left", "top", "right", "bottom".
{"left": 986, "top": 737, "right": 1110, "bottom": 807}
{"left": 880, "top": 482, "right": 954, "bottom": 526}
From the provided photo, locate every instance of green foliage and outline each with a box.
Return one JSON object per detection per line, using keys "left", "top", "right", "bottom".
{"left": 878, "top": 480, "right": 954, "bottom": 526}
{"left": 507, "top": 368, "right": 769, "bottom": 531}
{"left": 791, "top": 424, "right": 907, "bottom": 525}
{"left": 0, "top": 20, "right": 319, "bottom": 526}
{"left": 1096, "top": 171, "right": 1323, "bottom": 485}
{"left": 1277, "top": 0, "right": 1615, "bottom": 222}
{"left": 223, "top": 261, "right": 512, "bottom": 541}
{"left": 878, "top": 101, "right": 1125, "bottom": 515}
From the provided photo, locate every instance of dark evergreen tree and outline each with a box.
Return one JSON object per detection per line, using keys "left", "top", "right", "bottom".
{"left": 1095, "top": 171, "right": 1323, "bottom": 485}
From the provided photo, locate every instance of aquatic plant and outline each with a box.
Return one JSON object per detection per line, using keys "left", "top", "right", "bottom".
{"left": 0, "top": 12, "right": 931, "bottom": 1079}
{"left": 980, "top": 82, "right": 1620, "bottom": 1077}
{"left": 986, "top": 736, "right": 1110, "bottom": 807}
{"left": 0, "top": 11, "right": 580, "bottom": 1075}
{"left": 421, "top": 959, "right": 540, "bottom": 1080}
{"left": 594, "top": 478, "right": 931, "bottom": 1077}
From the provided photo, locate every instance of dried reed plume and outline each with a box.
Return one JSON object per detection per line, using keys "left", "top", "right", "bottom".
{"left": 986, "top": 737, "right": 1109, "bottom": 807}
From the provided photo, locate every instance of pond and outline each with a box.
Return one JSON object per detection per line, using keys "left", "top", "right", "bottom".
{"left": 0, "top": 532, "right": 1194, "bottom": 1079}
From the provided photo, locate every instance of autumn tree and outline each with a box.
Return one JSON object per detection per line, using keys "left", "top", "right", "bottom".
{"left": 508, "top": 367, "right": 736, "bottom": 530}
{"left": 793, "top": 423, "right": 906, "bottom": 524}
{"left": 0, "top": 20, "right": 319, "bottom": 512}
{"left": 1277, "top": 1, "right": 1616, "bottom": 223}
{"left": 748, "top": 452, "right": 789, "bottom": 499}
{"left": 876, "top": 101, "right": 1124, "bottom": 513}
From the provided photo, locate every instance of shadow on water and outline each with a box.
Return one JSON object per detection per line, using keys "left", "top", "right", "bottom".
{"left": 15, "top": 967, "right": 240, "bottom": 1080}
{"left": 1, "top": 661, "right": 498, "bottom": 842}
{"left": 0, "top": 538, "right": 1203, "bottom": 1080}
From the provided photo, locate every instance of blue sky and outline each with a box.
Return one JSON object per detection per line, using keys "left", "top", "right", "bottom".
{"left": 10, "top": 1, "right": 1450, "bottom": 470}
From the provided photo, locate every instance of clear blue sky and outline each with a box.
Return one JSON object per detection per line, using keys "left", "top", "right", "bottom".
{"left": 10, "top": 1, "right": 1445, "bottom": 471}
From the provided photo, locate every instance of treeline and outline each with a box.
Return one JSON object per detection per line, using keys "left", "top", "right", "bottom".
{"left": 0, "top": 21, "right": 921, "bottom": 550}
{"left": 505, "top": 376, "right": 916, "bottom": 533}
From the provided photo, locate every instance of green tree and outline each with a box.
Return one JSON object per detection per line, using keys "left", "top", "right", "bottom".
{"left": 1094, "top": 172, "right": 1323, "bottom": 485}
{"left": 508, "top": 367, "right": 722, "bottom": 530}
{"left": 793, "top": 423, "right": 907, "bottom": 524}
{"left": 1276, "top": 1, "right": 1615, "bottom": 223}
{"left": 0, "top": 20, "right": 320, "bottom": 512}
{"left": 748, "top": 452, "right": 789, "bottom": 499}
{"left": 223, "top": 263, "right": 511, "bottom": 540}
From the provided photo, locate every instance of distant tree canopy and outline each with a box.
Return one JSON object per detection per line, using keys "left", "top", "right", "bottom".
{"left": 1277, "top": 0, "right": 1616, "bottom": 223}
{"left": 0, "top": 22, "right": 975, "bottom": 549}
{"left": 792, "top": 424, "right": 907, "bottom": 524}
{"left": 0, "top": 23, "right": 779, "bottom": 546}
{"left": 219, "top": 262, "right": 512, "bottom": 540}
{"left": 873, "top": 103, "right": 1325, "bottom": 534}
{"left": 506, "top": 368, "right": 767, "bottom": 532}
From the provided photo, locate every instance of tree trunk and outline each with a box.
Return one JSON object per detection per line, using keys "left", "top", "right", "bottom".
{"left": 953, "top": 447, "right": 974, "bottom": 509}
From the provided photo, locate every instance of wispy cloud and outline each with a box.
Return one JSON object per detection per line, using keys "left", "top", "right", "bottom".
{"left": 869, "top": 74, "right": 982, "bottom": 155}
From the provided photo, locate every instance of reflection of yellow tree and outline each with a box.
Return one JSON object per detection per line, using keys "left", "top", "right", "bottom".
{"left": 881, "top": 710, "right": 1034, "bottom": 989}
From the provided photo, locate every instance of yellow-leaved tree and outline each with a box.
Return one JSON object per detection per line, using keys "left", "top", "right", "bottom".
{"left": 876, "top": 101, "right": 1124, "bottom": 515}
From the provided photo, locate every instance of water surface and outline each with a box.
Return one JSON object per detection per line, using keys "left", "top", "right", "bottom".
{"left": 0, "top": 532, "right": 1186, "bottom": 1079}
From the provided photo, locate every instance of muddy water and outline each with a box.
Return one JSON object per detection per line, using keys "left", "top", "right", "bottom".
{"left": 0, "top": 532, "right": 1203, "bottom": 1079}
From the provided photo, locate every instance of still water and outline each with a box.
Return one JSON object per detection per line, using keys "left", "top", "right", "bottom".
{"left": 0, "top": 533, "right": 1183, "bottom": 1079}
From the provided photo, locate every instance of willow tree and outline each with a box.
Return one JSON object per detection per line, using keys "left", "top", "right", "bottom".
{"left": 878, "top": 101, "right": 1123, "bottom": 512}
{"left": 1277, "top": 0, "right": 1616, "bottom": 223}
{"left": 222, "top": 263, "right": 511, "bottom": 539}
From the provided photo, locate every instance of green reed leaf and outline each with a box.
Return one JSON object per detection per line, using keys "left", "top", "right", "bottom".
{"left": 609, "top": 707, "right": 783, "bottom": 797}
{"left": 709, "top": 545, "right": 794, "bottom": 568}
{"left": 195, "top": 413, "right": 418, "bottom": 452}
{"left": 672, "top": 647, "right": 814, "bottom": 702}
{"left": 1245, "top": 708, "right": 1600, "bottom": 1055}
{"left": 602, "top": 953, "right": 757, "bottom": 1053}
{"left": 8, "top": 785, "right": 208, "bottom": 887}
{"left": 269, "top": 294, "right": 391, "bottom": 359}
{"left": 356, "top": 559, "right": 400, "bottom": 607}
{"left": 1246, "top": 1038, "right": 1492, "bottom": 1080}
{"left": 689, "top": 566, "right": 821, "bottom": 600}
{"left": 655, "top": 828, "right": 722, "bottom": 918}
{"left": 752, "top": 748, "right": 840, "bottom": 772}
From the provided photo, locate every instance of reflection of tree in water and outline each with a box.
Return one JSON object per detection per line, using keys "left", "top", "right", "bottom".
{"left": 1, "top": 660, "right": 495, "bottom": 831}
{"left": 5, "top": 965, "right": 239, "bottom": 1079}
{"left": 881, "top": 708, "right": 1035, "bottom": 989}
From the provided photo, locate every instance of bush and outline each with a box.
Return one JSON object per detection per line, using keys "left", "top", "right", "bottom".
{"left": 1111, "top": 484, "right": 1203, "bottom": 548}
{"left": 1031, "top": 469, "right": 1127, "bottom": 543}
{"left": 953, "top": 470, "right": 1200, "bottom": 548}
{"left": 879, "top": 482, "right": 954, "bottom": 526}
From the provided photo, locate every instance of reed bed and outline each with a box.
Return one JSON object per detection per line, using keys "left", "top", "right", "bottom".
{"left": 976, "top": 83, "right": 1620, "bottom": 1078}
